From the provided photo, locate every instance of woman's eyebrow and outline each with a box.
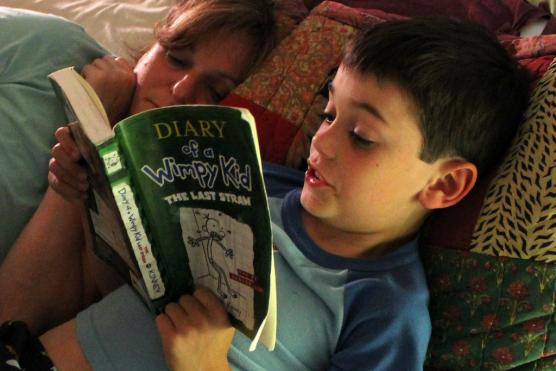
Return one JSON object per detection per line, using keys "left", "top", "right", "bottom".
{"left": 214, "top": 71, "right": 241, "bottom": 87}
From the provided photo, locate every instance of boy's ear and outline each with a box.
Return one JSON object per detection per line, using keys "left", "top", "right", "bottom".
{"left": 418, "top": 159, "right": 478, "bottom": 210}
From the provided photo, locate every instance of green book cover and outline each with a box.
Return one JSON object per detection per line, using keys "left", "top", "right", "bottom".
{"left": 48, "top": 67, "right": 276, "bottom": 351}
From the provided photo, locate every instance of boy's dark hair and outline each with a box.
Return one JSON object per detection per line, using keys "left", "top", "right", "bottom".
{"left": 343, "top": 17, "right": 531, "bottom": 175}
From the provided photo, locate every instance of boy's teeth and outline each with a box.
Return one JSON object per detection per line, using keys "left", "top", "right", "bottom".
{"left": 314, "top": 170, "right": 321, "bottom": 180}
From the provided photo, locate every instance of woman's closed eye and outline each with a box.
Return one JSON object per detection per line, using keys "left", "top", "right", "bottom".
{"left": 165, "top": 50, "right": 191, "bottom": 69}
{"left": 208, "top": 86, "right": 228, "bottom": 103}
{"left": 205, "top": 77, "right": 235, "bottom": 103}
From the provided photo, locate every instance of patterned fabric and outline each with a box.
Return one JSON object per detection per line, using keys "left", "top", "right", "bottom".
{"left": 0, "top": 321, "right": 56, "bottom": 371}
{"left": 223, "top": 1, "right": 385, "bottom": 168}
{"left": 423, "top": 247, "right": 556, "bottom": 370}
{"left": 470, "top": 58, "right": 556, "bottom": 261}
{"left": 304, "top": 0, "right": 554, "bottom": 36}
{"left": 501, "top": 34, "right": 556, "bottom": 60}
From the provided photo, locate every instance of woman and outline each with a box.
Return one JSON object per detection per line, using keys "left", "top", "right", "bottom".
{"left": 0, "top": 0, "right": 276, "bottom": 366}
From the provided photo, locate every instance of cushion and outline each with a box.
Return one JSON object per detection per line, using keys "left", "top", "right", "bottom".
{"left": 304, "top": 0, "right": 554, "bottom": 36}
{"left": 422, "top": 56, "right": 556, "bottom": 369}
{"left": 0, "top": 0, "right": 174, "bottom": 60}
{"left": 0, "top": 7, "right": 107, "bottom": 261}
{"left": 222, "top": 1, "right": 387, "bottom": 167}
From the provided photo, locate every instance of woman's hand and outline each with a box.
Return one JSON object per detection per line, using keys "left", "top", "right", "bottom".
{"left": 48, "top": 126, "right": 89, "bottom": 201}
{"left": 156, "top": 287, "right": 234, "bottom": 371}
{"left": 82, "top": 56, "right": 136, "bottom": 125}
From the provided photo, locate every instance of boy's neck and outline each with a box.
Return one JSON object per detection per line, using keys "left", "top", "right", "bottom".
{"left": 300, "top": 209, "right": 419, "bottom": 259}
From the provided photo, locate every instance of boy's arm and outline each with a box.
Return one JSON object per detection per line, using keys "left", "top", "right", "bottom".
{"left": 39, "top": 287, "right": 234, "bottom": 371}
{"left": 156, "top": 287, "right": 234, "bottom": 371}
{"left": 329, "top": 300, "right": 430, "bottom": 371}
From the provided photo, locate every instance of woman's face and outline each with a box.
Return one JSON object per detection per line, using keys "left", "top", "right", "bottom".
{"left": 129, "top": 30, "right": 254, "bottom": 114}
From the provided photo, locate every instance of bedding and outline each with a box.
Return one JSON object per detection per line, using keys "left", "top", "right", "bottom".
{"left": 0, "top": 7, "right": 107, "bottom": 261}
{"left": 1, "top": 1, "right": 555, "bottom": 369}
{"left": 304, "top": 0, "right": 556, "bottom": 35}
{"left": 0, "top": 0, "right": 174, "bottom": 60}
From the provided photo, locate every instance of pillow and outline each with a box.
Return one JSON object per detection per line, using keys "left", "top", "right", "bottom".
{"left": 304, "top": 0, "right": 554, "bottom": 35}
{"left": 222, "top": 1, "right": 386, "bottom": 167}
{"left": 0, "top": 7, "right": 107, "bottom": 261}
{"left": 3, "top": 0, "right": 310, "bottom": 60}
{"left": 421, "top": 56, "right": 556, "bottom": 369}
{"left": 0, "top": 0, "right": 174, "bottom": 59}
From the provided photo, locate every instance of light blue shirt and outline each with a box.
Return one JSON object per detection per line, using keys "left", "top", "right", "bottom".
{"left": 76, "top": 163, "right": 431, "bottom": 370}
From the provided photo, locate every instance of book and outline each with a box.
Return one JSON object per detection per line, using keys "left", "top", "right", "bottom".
{"left": 48, "top": 66, "right": 276, "bottom": 351}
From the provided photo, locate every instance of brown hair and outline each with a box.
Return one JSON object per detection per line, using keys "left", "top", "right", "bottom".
{"left": 154, "top": 0, "right": 278, "bottom": 75}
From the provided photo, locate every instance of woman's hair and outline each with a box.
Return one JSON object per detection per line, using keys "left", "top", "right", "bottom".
{"left": 343, "top": 17, "right": 531, "bottom": 175}
{"left": 154, "top": 0, "right": 278, "bottom": 75}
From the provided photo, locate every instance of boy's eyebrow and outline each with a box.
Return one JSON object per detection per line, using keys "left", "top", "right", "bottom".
{"left": 329, "top": 82, "right": 388, "bottom": 126}
{"left": 353, "top": 100, "right": 388, "bottom": 126}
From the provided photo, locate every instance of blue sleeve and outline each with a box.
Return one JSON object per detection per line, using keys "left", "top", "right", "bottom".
{"left": 330, "top": 270, "right": 431, "bottom": 371}
{"left": 76, "top": 286, "right": 170, "bottom": 371}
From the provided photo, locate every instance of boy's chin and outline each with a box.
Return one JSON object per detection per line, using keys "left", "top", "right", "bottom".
{"left": 299, "top": 188, "right": 328, "bottom": 220}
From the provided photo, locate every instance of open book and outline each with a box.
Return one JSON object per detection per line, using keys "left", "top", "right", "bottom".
{"left": 48, "top": 66, "right": 276, "bottom": 351}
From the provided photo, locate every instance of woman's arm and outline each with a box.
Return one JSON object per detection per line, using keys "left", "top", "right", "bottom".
{"left": 0, "top": 187, "right": 99, "bottom": 335}
{"left": 0, "top": 55, "right": 138, "bottom": 334}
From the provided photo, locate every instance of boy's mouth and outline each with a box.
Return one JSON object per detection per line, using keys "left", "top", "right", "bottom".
{"left": 305, "top": 163, "right": 329, "bottom": 187}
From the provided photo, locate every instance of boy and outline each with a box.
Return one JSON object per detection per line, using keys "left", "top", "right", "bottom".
{"left": 16, "top": 17, "right": 531, "bottom": 370}
{"left": 151, "top": 18, "right": 529, "bottom": 371}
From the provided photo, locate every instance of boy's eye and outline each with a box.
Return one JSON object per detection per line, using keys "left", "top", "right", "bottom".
{"left": 319, "top": 112, "right": 335, "bottom": 124}
{"left": 350, "top": 131, "right": 374, "bottom": 148}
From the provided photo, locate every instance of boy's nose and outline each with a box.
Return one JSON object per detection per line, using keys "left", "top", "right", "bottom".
{"left": 312, "top": 123, "right": 337, "bottom": 159}
{"left": 172, "top": 73, "right": 199, "bottom": 104}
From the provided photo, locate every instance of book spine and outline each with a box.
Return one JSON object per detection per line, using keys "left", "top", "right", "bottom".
{"left": 99, "top": 140, "right": 166, "bottom": 300}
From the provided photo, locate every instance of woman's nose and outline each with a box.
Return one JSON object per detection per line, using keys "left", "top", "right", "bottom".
{"left": 312, "top": 122, "right": 338, "bottom": 159}
{"left": 172, "top": 73, "right": 198, "bottom": 104}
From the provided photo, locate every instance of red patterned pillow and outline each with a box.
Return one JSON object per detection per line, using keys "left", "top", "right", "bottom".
{"left": 221, "top": 1, "right": 386, "bottom": 167}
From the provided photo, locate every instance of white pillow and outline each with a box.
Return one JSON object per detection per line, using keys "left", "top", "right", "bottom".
{"left": 0, "top": 0, "right": 175, "bottom": 59}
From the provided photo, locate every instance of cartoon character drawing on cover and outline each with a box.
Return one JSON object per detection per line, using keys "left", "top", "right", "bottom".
{"left": 187, "top": 212, "right": 239, "bottom": 300}
{"left": 180, "top": 207, "right": 256, "bottom": 329}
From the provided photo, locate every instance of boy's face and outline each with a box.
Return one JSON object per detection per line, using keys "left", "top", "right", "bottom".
{"left": 300, "top": 65, "right": 443, "bottom": 256}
